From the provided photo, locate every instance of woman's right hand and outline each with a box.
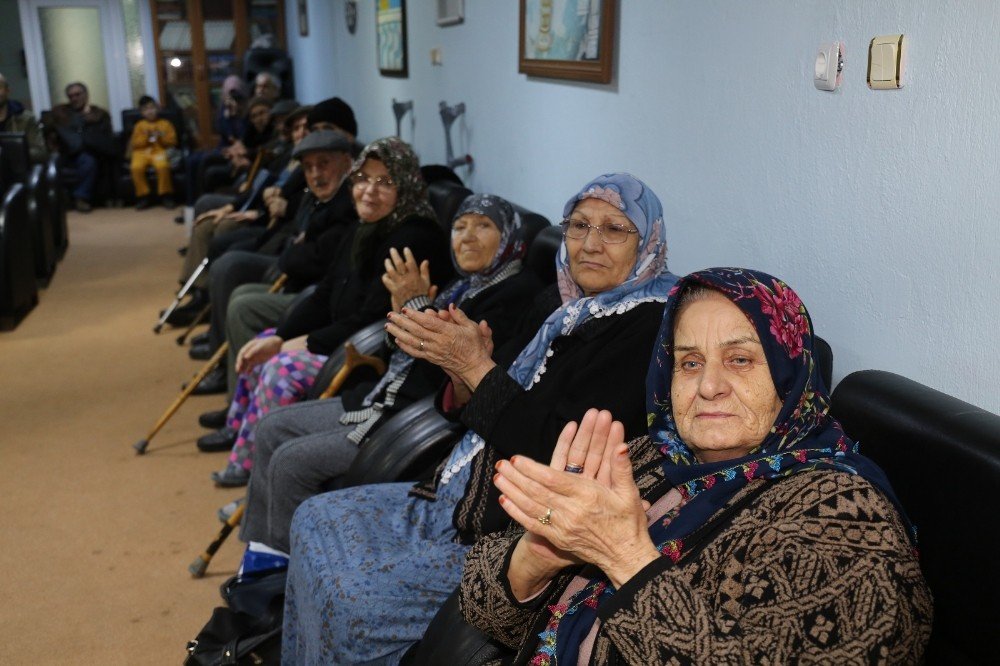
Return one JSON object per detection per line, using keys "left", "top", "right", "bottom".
{"left": 266, "top": 195, "right": 287, "bottom": 219}
{"left": 234, "top": 335, "right": 283, "bottom": 374}
{"left": 381, "top": 247, "right": 438, "bottom": 312}
{"left": 194, "top": 204, "right": 233, "bottom": 227}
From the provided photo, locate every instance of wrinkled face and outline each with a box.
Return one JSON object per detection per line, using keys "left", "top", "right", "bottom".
{"left": 140, "top": 102, "right": 158, "bottom": 121}
{"left": 565, "top": 198, "right": 639, "bottom": 296}
{"left": 301, "top": 150, "right": 350, "bottom": 202}
{"left": 248, "top": 104, "right": 271, "bottom": 132}
{"left": 254, "top": 75, "right": 280, "bottom": 101}
{"left": 351, "top": 158, "right": 398, "bottom": 223}
{"left": 451, "top": 213, "right": 502, "bottom": 273}
{"left": 670, "top": 290, "right": 783, "bottom": 463}
{"left": 290, "top": 116, "right": 310, "bottom": 145}
{"left": 67, "top": 85, "right": 88, "bottom": 110}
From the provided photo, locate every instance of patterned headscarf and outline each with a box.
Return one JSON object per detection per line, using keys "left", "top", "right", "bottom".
{"left": 509, "top": 172, "right": 678, "bottom": 388}
{"left": 544, "top": 268, "right": 913, "bottom": 666}
{"left": 352, "top": 136, "right": 435, "bottom": 228}
{"left": 438, "top": 193, "right": 525, "bottom": 304}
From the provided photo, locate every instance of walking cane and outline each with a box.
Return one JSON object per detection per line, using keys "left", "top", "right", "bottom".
{"left": 317, "top": 343, "right": 387, "bottom": 400}
{"left": 154, "top": 257, "right": 209, "bottom": 333}
{"left": 134, "top": 274, "right": 288, "bottom": 455}
{"left": 175, "top": 303, "right": 211, "bottom": 345}
{"left": 188, "top": 502, "right": 246, "bottom": 578}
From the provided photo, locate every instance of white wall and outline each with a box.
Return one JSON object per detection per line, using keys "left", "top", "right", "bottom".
{"left": 288, "top": 0, "right": 1000, "bottom": 413}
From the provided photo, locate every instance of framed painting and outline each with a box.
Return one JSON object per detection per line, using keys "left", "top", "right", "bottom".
{"left": 376, "top": 0, "right": 408, "bottom": 78}
{"left": 518, "top": 0, "right": 615, "bottom": 84}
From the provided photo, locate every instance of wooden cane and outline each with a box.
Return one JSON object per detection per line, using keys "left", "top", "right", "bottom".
{"left": 188, "top": 503, "right": 246, "bottom": 578}
{"left": 134, "top": 275, "right": 288, "bottom": 455}
{"left": 317, "top": 343, "right": 387, "bottom": 400}
{"left": 175, "top": 303, "right": 212, "bottom": 345}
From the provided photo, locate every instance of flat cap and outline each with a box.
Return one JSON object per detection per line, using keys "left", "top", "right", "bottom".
{"left": 292, "top": 129, "right": 361, "bottom": 159}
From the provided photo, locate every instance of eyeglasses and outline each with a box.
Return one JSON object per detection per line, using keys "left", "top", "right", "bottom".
{"left": 560, "top": 218, "right": 638, "bottom": 245}
{"left": 350, "top": 171, "right": 397, "bottom": 191}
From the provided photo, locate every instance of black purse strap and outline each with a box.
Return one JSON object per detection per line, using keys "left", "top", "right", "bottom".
{"left": 677, "top": 477, "right": 785, "bottom": 564}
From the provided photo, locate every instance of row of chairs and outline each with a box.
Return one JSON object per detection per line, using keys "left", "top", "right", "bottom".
{"left": 0, "top": 132, "right": 68, "bottom": 330}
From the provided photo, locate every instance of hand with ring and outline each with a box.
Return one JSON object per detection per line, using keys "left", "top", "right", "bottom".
{"left": 385, "top": 303, "right": 496, "bottom": 392}
{"left": 381, "top": 246, "right": 438, "bottom": 313}
{"left": 496, "top": 409, "right": 660, "bottom": 599}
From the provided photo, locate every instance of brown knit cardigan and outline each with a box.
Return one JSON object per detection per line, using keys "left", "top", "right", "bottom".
{"left": 460, "top": 437, "right": 933, "bottom": 665}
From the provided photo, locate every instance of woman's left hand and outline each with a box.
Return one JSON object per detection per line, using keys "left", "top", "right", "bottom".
{"left": 385, "top": 304, "right": 496, "bottom": 390}
{"left": 495, "top": 429, "right": 661, "bottom": 589}
{"left": 280, "top": 335, "right": 308, "bottom": 353}
{"left": 381, "top": 247, "right": 437, "bottom": 312}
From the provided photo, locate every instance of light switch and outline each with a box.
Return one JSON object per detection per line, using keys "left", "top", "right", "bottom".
{"left": 430, "top": 47, "right": 443, "bottom": 66}
{"left": 814, "top": 41, "right": 843, "bottom": 91}
{"left": 868, "top": 34, "right": 906, "bottom": 89}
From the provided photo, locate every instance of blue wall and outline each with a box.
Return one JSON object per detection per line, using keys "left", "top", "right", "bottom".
{"left": 288, "top": 0, "right": 1000, "bottom": 413}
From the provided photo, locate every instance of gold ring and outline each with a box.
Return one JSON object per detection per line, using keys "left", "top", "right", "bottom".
{"left": 537, "top": 507, "right": 552, "bottom": 525}
{"left": 419, "top": 340, "right": 425, "bottom": 350}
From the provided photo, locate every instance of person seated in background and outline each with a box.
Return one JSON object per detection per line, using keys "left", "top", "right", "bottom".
{"left": 280, "top": 173, "right": 679, "bottom": 664}
{"left": 184, "top": 75, "right": 247, "bottom": 206}
{"left": 233, "top": 194, "right": 541, "bottom": 565}
{"left": 0, "top": 73, "right": 47, "bottom": 163}
{"left": 205, "top": 137, "right": 453, "bottom": 487}
{"left": 202, "top": 96, "right": 274, "bottom": 195}
{"left": 462, "top": 267, "right": 933, "bottom": 665}
{"left": 47, "top": 81, "right": 115, "bottom": 213}
{"left": 128, "top": 95, "right": 177, "bottom": 210}
{"left": 252, "top": 71, "right": 282, "bottom": 104}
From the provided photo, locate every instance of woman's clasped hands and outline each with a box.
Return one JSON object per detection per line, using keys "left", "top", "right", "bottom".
{"left": 495, "top": 409, "right": 661, "bottom": 599}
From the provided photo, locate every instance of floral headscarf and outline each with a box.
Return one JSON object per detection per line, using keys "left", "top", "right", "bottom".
{"left": 509, "top": 172, "right": 678, "bottom": 388}
{"left": 543, "top": 268, "right": 913, "bottom": 666}
{"left": 352, "top": 137, "right": 435, "bottom": 229}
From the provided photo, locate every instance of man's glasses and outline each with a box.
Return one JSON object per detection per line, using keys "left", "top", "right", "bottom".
{"left": 560, "top": 219, "right": 638, "bottom": 244}
{"left": 350, "top": 171, "right": 397, "bottom": 191}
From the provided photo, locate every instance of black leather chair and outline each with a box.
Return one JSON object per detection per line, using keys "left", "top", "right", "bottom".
{"left": 523, "top": 224, "right": 561, "bottom": 284}
{"left": 830, "top": 370, "right": 1000, "bottom": 665}
{"left": 244, "top": 48, "right": 295, "bottom": 100}
{"left": 0, "top": 183, "right": 39, "bottom": 330}
{"left": 115, "top": 108, "right": 188, "bottom": 204}
{"left": 427, "top": 180, "right": 472, "bottom": 232}
{"left": 46, "top": 156, "right": 68, "bottom": 259}
{"left": 305, "top": 320, "right": 388, "bottom": 401}
{"left": 0, "top": 132, "right": 56, "bottom": 285}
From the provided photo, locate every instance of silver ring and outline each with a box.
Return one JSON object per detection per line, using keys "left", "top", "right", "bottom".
{"left": 564, "top": 463, "right": 584, "bottom": 474}
{"left": 537, "top": 508, "right": 552, "bottom": 525}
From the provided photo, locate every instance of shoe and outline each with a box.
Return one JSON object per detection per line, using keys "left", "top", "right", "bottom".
{"left": 197, "top": 426, "right": 237, "bottom": 452}
{"left": 174, "top": 215, "right": 185, "bottom": 225}
{"left": 135, "top": 196, "right": 152, "bottom": 210}
{"left": 75, "top": 199, "right": 92, "bottom": 213}
{"left": 212, "top": 463, "right": 250, "bottom": 487}
{"left": 185, "top": 365, "right": 227, "bottom": 395}
{"left": 199, "top": 407, "right": 228, "bottom": 430}
{"left": 189, "top": 342, "right": 213, "bottom": 360}
{"left": 162, "top": 196, "right": 176, "bottom": 209}
{"left": 217, "top": 496, "right": 246, "bottom": 523}
{"left": 164, "top": 290, "right": 209, "bottom": 326}
{"left": 191, "top": 332, "right": 210, "bottom": 346}
{"left": 177, "top": 246, "right": 187, "bottom": 256}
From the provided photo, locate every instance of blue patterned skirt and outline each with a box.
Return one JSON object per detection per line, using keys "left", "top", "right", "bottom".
{"left": 282, "top": 464, "right": 473, "bottom": 665}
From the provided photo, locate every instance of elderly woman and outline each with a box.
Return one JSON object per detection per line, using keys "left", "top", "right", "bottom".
{"left": 209, "top": 138, "right": 452, "bottom": 487}
{"left": 233, "top": 194, "right": 541, "bottom": 568}
{"left": 282, "top": 173, "right": 679, "bottom": 664}
{"left": 463, "top": 267, "right": 933, "bottom": 664}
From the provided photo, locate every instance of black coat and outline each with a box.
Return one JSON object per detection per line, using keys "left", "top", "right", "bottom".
{"left": 275, "top": 182, "right": 358, "bottom": 291}
{"left": 411, "top": 284, "right": 666, "bottom": 544}
{"left": 340, "top": 269, "right": 545, "bottom": 414}
{"left": 276, "top": 215, "right": 454, "bottom": 356}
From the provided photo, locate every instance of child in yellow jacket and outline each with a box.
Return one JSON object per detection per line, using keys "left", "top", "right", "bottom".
{"left": 130, "top": 95, "right": 177, "bottom": 209}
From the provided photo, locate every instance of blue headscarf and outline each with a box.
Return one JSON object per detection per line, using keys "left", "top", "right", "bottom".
{"left": 509, "top": 173, "right": 678, "bottom": 388}
{"left": 544, "top": 267, "right": 914, "bottom": 665}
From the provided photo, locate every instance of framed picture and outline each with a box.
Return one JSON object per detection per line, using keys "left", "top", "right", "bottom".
{"left": 376, "top": 0, "right": 408, "bottom": 78}
{"left": 518, "top": 0, "right": 615, "bottom": 84}
{"left": 436, "top": 0, "right": 464, "bottom": 26}
{"left": 297, "top": 0, "right": 308, "bottom": 37}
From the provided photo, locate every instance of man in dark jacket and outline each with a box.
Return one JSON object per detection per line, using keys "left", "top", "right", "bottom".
{"left": 0, "top": 73, "right": 47, "bottom": 163}
{"left": 47, "top": 81, "right": 115, "bottom": 212}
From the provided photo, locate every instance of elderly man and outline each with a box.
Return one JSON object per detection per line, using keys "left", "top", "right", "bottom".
{"left": 48, "top": 82, "right": 114, "bottom": 212}
{"left": 0, "top": 73, "right": 47, "bottom": 163}
{"left": 189, "top": 129, "right": 361, "bottom": 407}
{"left": 253, "top": 71, "right": 282, "bottom": 103}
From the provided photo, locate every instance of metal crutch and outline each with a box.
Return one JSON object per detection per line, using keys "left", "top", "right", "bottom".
{"left": 439, "top": 101, "right": 474, "bottom": 170}
{"left": 154, "top": 257, "right": 208, "bottom": 333}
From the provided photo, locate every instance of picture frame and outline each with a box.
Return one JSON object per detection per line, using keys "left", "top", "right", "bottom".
{"left": 376, "top": 0, "right": 408, "bottom": 78}
{"left": 518, "top": 0, "right": 616, "bottom": 84}
{"left": 436, "top": 0, "right": 464, "bottom": 27}
{"left": 297, "top": 0, "right": 308, "bottom": 37}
